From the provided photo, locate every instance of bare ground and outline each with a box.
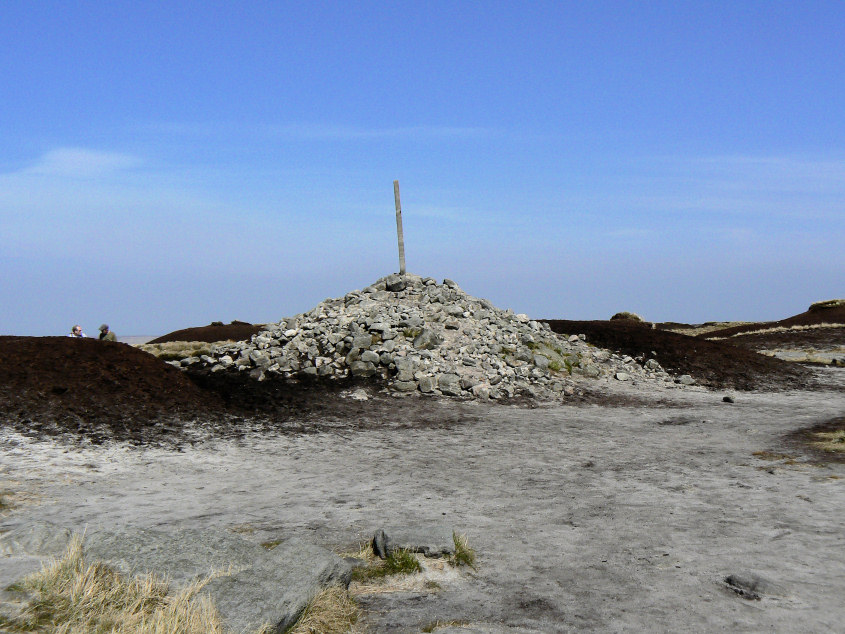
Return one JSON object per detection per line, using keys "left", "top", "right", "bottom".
{"left": 2, "top": 367, "right": 845, "bottom": 631}
{"left": 1, "top": 327, "right": 844, "bottom": 631}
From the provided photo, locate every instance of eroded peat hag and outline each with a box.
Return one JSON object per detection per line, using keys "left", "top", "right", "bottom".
{"left": 0, "top": 336, "right": 485, "bottom": 446}
{"left": 543, "top": 319, "right": 813, "bottom": 391}
{"left": 0, "top": 336, "right": 227, "bottom": 446}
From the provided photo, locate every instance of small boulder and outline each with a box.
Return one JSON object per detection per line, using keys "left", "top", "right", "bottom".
{"left": 385, "top": 274, "right": 408, "bottom": 292}
{"left": 349, "top": 360, "right": 377, "bottom": 377}
{"left": 437, "top": 373, "right": 462, "bottom": 396}
{"left": 610, "top": 311, "right": 645, "bottom": 322}
{"left": 413, "top": 329, "right": 443, "bottom": 350}
{"left": 418, "top": 376, "right": 435, "bottom": 393}
{"left": 533, "top": 354, "right": 550, "bottom": 371}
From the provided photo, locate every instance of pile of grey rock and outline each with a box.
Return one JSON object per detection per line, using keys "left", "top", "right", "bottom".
{"left": 178, "top": 273, "right": 678, "bottom": 400}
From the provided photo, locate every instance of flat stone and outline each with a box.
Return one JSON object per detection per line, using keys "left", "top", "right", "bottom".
{"left": 85, "top": 527, "right": 262, "bottom": 586}
{"left": 372, "top": 525, "right": 456, "bottom": 558}
{"left": 203, "top": 537, "right": 351, "bottom": 633}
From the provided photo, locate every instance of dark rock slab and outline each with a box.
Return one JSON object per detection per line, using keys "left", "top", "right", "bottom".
{"left": 84, "top": 527, "right": 264, "bottom": 585}
{"left": 372, "top": 525, "right": 456, "bottom": 559}
{"left": 203, "top": 537, "right": 351, "bottom": 633}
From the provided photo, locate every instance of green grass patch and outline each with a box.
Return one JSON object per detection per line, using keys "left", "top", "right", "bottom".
{"left": 448, "top": 533, "right": 477, "bottom": 570}
{"left": 351, "top": 548, "right": 422, "bottom": 582}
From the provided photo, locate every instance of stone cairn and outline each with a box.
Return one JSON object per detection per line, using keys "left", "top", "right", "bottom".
{"left": 178, "top": 273, "right": 676, "bottom": 401}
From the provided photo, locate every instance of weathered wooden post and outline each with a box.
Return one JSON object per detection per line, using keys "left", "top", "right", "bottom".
{"left": 393, "top": 180, "right": 406, "bottom": 275}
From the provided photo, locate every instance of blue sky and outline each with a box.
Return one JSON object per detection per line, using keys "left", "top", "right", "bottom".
{"left": 2, "top": 1, "right": 843, "bottom": 336}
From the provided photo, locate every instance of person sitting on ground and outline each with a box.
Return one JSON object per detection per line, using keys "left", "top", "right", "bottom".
{"left": 68, "top": 325, "right": 87, "bottom": 338}
{"left": 98, "top": 324, "right": 117, "bottom": 342}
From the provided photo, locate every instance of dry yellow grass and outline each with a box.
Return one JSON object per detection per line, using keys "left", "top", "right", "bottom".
{"left": 708, "top": 322, "right": 845, "bottom": 340}
{"left": 663, "top": 322, "right": 751, "bottom": 336}
{"left": 811, "top": 430, "right": 845, "bottom": 453}
{"left": 287, "top": 585, "right": 361, "bottom": 634}
{"left": 137, "top": 341, "right": 223, "bottom": 360}
{"left": 1, "top": 535, "right": 364, "bottom": 634}
{"left": 0, "top": 535, "right": 225, "bottom": 633}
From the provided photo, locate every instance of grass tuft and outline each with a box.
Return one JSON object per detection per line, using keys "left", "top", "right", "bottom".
{"left": 286, "top": 585, "right": 360, "bottom": 634}
{"left": 448, "top": 533, "right": 477, "bottom": 570}
{"left": 350, "top": 547, "right": 422, "bottom": 582}
{"left": 402, "top": 328, "right": 423, "bottom": 340}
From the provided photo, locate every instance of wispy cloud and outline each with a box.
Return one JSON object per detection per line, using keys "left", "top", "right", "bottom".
{"left": 569, "top": 153, "right": 845, "bottom": 221}
{"left": 693, "top": 155, "right": 845, "bottom": 185}
{"left": 22, "top": 148, "right": 141, "bottom": 178}
{"left": 0, "top": 146, "right": 389, "bottom": 273}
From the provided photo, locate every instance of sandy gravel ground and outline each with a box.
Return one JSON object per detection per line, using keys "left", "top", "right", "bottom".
{"left": 2, "top": 370, "right": 844, "bottom": 632}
